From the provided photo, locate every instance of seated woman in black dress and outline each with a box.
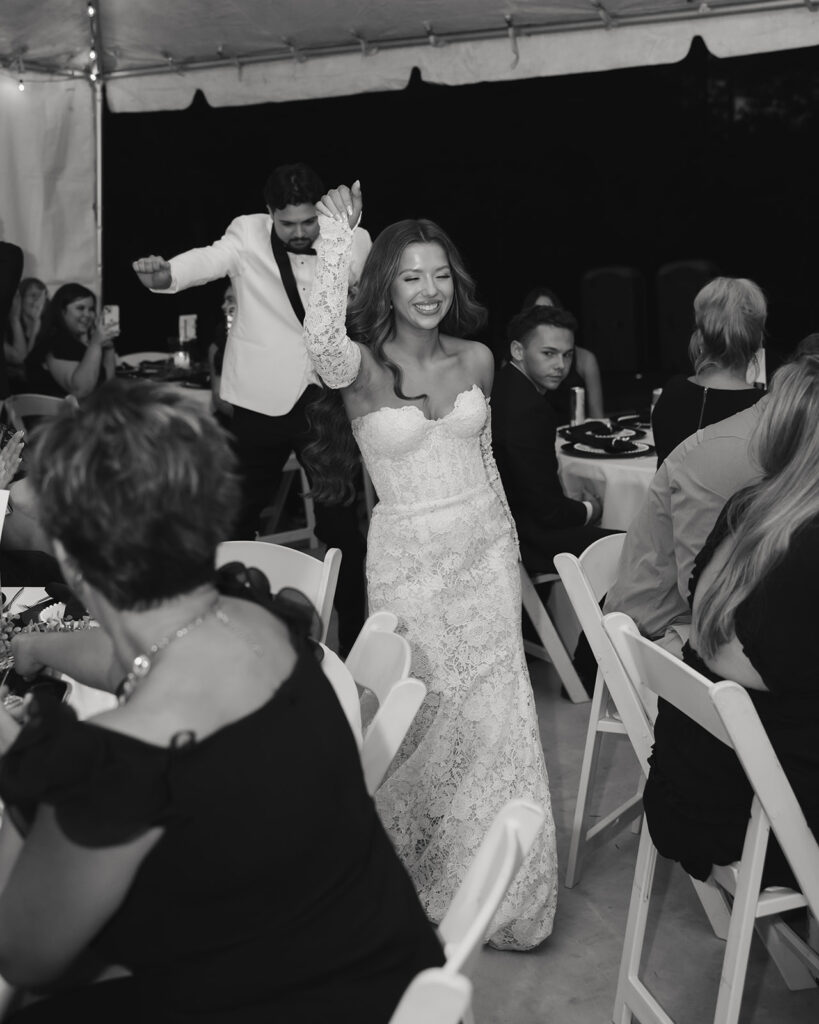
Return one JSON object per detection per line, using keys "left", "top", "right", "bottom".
{"left": 643, "top": 354, "right": 819, "bottom": 888}
{"left": 521, "top": 285, "right": 605, "bottom": 419}
{"left": 651, "top": 277, "right": 766, "bottom": 466}
{"left": 25, "top": 283, "right": 118, "bottom": 399}
{"left": 0, "top": 380, "right": 441, "bottom": 1023}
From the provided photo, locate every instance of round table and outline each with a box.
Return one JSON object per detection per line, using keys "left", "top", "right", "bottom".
{"left": 557, "top": 439, "right": 657, "bottom": 531}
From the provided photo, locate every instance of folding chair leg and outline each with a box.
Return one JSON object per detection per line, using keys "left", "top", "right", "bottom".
{"left": 809, "top": 911, "right": 819, "bottom": 953}
{"left": 566, "top": 670, "right": 607, "bottom": 887}
{"left": 755, "top": 917, "right": 819, "bottom": 990}
{"left": 713, "top": 804, "right": 769, "bottom": 1024}
{"left": 520, "top": 571, "right": 588, "bottom": 703}
{"left": 613, "top": 822, "right": 673, "bottom": 1024}
{"left": 690, "top": 877, "right": 731, "bottom": 942}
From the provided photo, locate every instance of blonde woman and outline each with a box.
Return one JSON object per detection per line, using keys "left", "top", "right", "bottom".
{"left": 651, "top": 277, "right": 767, "bottom": 465}
{"left": 643, "top": 354, "right": 819, "bottom": 887}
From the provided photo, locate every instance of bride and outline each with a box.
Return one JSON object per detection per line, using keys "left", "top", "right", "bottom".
{"left": 303, "top": 182, "right": 557, "bottom": 949}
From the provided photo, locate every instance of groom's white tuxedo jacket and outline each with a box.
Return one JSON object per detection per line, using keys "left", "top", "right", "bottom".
{"left": 155, "top": 213, "right": 371, "bottom": 417}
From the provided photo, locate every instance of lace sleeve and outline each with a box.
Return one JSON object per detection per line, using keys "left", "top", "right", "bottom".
{"left": 303, "top": 215, "right": 362, "bottom": 389}
{"left": 480, "top": 401, "right": 520, "bottom": 556}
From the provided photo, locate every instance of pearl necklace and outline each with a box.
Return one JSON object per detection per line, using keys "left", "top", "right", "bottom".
{"left": 118, "top": 598, "right": 219, "bottom": 705}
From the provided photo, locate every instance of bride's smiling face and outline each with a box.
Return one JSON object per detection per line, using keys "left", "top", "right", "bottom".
{"left": 390, "top": 242, "right": 454, "bottom": 331}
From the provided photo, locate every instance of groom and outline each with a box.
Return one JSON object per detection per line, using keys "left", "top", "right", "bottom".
{"left": 133, "top": 163, "right": 371, "bottom": 650}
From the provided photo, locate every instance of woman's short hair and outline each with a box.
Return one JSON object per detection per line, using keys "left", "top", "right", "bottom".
{"left": 688, "top": 277, "right": 767, "bottom": 374}
{"left": 29, "top": 379, "right": 241, "bottom": 610}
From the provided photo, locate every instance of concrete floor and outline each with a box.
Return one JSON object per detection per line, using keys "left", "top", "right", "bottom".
{"left": 470, "top": 658, "right": 819, "bottom": 1024}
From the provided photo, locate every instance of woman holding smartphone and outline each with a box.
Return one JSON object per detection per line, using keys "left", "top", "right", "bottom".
{"left": 26, "top": 284, "right": 118, "bottom": 399}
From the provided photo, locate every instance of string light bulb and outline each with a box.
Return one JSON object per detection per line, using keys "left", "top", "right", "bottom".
{"left": 87, "top": 4, "right": 95, "bottom": 16}
{"left": 90, "top": 71, "right": 98, "bottom": 82}
{"left": 17, "top": 79, "right": 25, "bottom": 92}
{"left": 89, "top": 48, "right": 96, "bottom": 61}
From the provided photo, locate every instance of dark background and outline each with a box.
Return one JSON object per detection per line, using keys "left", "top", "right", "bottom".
{"left": 102, "top": 35, "right": 819, "bottom": 381}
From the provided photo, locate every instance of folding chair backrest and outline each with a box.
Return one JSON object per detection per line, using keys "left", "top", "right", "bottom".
{"left": 575, "top": 532, "right": 626, "bottom": 603}
{"left": 605, "top": 611, "right": 819, "bottom": 917}
{"left": 604, "top": 612, "right": 729, "bottom": 745}
{"left": 3, "top": 393, "right": 71, "bottom": 431}
{"left": 713, "top": 684, "right": 819, "bottom": 917}
{"left": 555, "top": 560, "right": 656, "bottom": 773}
{"left": 388, "top": 968, "right": 472, "bottom": 1024}
{"left": 361, "top": 678, "right": 425, "bottom": 795}
{"left": 438, "top": 799, "right": 545, "bottom": 977}
{"left": 345, "top": 626, "right": 411, "bottom": 706}
{"left": 215, "top": 540, "right": 340, "bottom": 643}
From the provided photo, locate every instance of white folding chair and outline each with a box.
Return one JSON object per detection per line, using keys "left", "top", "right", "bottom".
{"left": 118, "top": 351, "right": 171, "bottom": 367}
{"left": 257, "top": 451, "right": 318, "bottom": 550}
{"left": 345, "top": 611, "right": 411, "bottom": 707}
{"left": 554, "top": 533, "right": 645, "bottom": 887}
{"left": 388, "top": 968, "right": 472, "bottom": 1024}
{"left": 438, "top": 800, "right": 545, "bottom": 983}
{"left": 549, "top": 551, "right": 730, "bottom": 937}
{"left": 361, "top": 677, "right": 426, "bottom": 794}
{"left": 2, "top": 393, "right": 74, "bottom": 432}
{"left": 215, "top": 540, "right": 340, "bottom": 644}
{"left": 343, "top": 612, "right": 420, "bottom": 793}
{"left": 604, "top": 612, "right": 819, "bottom": 1024}
{"left": 315, "top": 645, "right": 362, "bottom": 748}
{"left": 520, "top": 565, "right": 588, "bottom": 703}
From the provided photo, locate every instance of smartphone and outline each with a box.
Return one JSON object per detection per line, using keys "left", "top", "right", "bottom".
{"left": 102, "top": 304, "right": 120, "bottom": 330}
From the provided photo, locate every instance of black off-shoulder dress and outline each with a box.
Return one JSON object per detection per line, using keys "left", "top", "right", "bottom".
{"left": 0, "top": 570, "right": 442, "bottom": 1023}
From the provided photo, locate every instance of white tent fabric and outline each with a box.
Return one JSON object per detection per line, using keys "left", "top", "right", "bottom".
{"left": 3, "top": 1, "right": 819, "bottom": 110}
{"left": 1, "top": 0, "right": 818, "bottom": 293}
{"left": 0, "top": 74, "right": 96, "bottom": 294}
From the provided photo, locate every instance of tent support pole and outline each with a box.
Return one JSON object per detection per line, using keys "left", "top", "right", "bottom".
{"left": 94, "top": 79, "right": 103, "bottom": 297}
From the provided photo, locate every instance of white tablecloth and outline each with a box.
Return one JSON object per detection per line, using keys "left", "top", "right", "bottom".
{"left": 557, "top": 439, "right": 657, "bottom": 531}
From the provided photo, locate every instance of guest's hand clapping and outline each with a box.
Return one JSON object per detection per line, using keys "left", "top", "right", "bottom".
{"left": 316, "top": 181, "right": 363, "bottom": 230}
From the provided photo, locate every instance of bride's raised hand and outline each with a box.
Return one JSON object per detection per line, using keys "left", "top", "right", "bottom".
{"left": 315, "top": 181, "right": 362, "bottom": 229}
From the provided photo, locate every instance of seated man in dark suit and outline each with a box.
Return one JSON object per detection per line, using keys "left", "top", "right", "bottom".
{"left": 492, "top": 304, "right": 612, "bottom": 574}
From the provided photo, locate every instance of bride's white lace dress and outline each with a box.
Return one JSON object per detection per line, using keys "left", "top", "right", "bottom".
{"left": 304, "top": 218, "right": 557, "bottom": 949}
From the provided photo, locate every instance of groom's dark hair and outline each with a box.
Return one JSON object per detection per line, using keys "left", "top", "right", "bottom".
{"left": 263, "top": 163, "right": 325, "bottom": 210}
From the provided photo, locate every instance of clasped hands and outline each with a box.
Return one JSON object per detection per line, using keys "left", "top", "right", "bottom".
{"left": 316, "top": 181, "right": 363, "bottom": 230}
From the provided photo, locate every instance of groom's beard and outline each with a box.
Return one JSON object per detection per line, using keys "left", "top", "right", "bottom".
{"left": 284, "top": 238, "right": 316, "bottom": 254}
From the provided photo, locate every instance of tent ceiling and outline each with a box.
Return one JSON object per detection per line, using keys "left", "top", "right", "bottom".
{"left": 2, "top": 1, "right": 819, "bottom": 111}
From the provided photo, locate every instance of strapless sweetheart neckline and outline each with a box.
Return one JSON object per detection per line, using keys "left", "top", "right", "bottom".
{"left": 352, "top": 384, "right": 484, "bottom": 427}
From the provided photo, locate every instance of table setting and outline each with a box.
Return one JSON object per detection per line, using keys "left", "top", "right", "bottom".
{"left": 116, "top": 353, "right": 213, "bottom": 409}
{"left": 557, "top": 414, "right": 657, "bottom": 531}
{"left": 0, "top": 585, "right": 113, "bottom": 720}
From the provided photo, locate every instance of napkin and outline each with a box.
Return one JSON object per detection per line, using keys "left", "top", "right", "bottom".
{"left": 575, "top": 437, "right": 639, "bottom": 454}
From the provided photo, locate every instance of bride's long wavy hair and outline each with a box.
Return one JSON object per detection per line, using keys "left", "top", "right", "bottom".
{"left": 301, "top": 219, "right": 487, "bottom": 504}
{"left": 693, "top": 354, "right": 819, "bottom": 658}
